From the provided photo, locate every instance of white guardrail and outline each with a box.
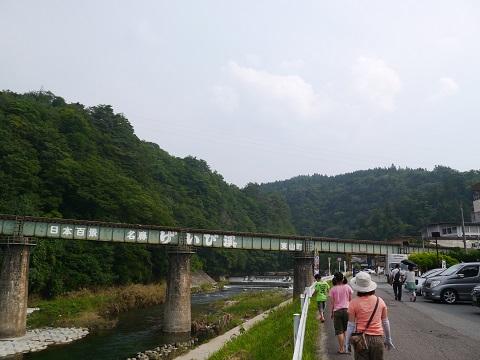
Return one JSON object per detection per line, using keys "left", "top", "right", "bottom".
{"left": 292, "top": 275, "right": 334, "bottom": 360}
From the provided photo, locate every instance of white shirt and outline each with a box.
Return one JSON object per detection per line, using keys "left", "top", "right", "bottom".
{"left": 391, "top": 268, "right": 404, "bottom": 282}
{"left": 404, "top": 270, "right": 415, "bottom": 282}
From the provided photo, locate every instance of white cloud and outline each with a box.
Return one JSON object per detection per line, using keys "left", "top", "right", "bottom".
{"left": 210, "top": 85, "right": 239, "bottom": 113}
{"left": 135, "top": 21, "right": 161, "bottom": 46}
{"left": 435, "top": 36, "right": 459, "bottom": 48}
{"left": 275, "top": 58, "right": 305, "bottom": 73}
{"left": 245, "top": 54, "right": 262, "bottom": 66}
{"left": 216, "top": 60, "right": 328, "bottom": 119}
{"left": 428, "top": 77, "right": 459, "bottom": 102}
{"left": 351, "top": 56, "right": 401, "bottom": 112}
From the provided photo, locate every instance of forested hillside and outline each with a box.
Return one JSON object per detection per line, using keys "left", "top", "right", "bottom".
{"left": 261, "top": 164, "right": 480, "bottom": 240}
{"left": 1, "top": 90, "right": 479, "bottom": 297}
{"left": 0, "top": 90, "right": 296, "bottom": 297}
{"left": 0, "top": 90, "right": 297, "bottom": 233}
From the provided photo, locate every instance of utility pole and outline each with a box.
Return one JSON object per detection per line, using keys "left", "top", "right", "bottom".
{"left": 432, "top": 232, "right": 440, "bottom": 268}
{"left": 461, "top": 203, "right": 467, "bottom": 252}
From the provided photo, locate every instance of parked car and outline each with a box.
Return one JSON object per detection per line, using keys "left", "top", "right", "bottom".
{"left": 415, "top": 268, "right": 445, "bottom": 295}
{"left": 472, "top": 284, "right": 480, "bottom": 308}
{"left": 422, "top": 262, "right": 480, "bottom": 304}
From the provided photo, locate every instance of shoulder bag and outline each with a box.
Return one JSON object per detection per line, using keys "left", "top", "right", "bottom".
{"left": 350, "top": 297, "right": 379, "bottom": 353}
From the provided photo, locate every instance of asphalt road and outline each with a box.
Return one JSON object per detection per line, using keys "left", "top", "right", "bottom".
{"left": 318, "top": 276, "right": 480, "bottom": 359}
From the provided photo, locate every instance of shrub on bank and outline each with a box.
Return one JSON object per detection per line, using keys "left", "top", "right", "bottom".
{"left": 106, "top": 283, "right": 167, "bottom": 314}
{"left": 192, "top": 290, "right": 292, "bottom": 335}
{"left": 27, "top": 283, "right": 167, "bottom": 330}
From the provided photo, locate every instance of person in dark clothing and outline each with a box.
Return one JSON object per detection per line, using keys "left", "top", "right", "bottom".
{"left": 390, "top": 264, "right": 404, "bottom": 301}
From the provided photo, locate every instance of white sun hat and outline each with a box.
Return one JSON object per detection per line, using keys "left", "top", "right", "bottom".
{"left": 350, "top": 271, "right": 377, "bottom": 292}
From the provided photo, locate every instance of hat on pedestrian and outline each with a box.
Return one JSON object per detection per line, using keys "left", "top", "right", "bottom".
{"left": 350, "top": 271, "right": 377, "bottom": 293}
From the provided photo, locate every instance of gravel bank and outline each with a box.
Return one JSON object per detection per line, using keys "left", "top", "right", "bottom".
{"left": 0, "top": 327, "right": 89, "bottom": 357}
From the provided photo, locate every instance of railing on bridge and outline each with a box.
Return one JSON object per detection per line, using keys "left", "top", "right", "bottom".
{"left": 0, "top": 214, "right": 447, "bottom": 255}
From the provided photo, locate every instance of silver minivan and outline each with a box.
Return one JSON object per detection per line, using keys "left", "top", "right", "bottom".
{"left": 422, "top": 262, "right": 480, "bottom": 304}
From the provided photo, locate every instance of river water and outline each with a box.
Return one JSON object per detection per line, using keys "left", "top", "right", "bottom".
{"left": 19, "top": 286, "right": 272, "bottom": 360}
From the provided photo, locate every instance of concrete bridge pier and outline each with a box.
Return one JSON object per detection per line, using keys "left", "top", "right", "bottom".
{"left": 0, "top": 243, "right": 32, "bottom": 338}
{"left": 293, "top": 251, "right": 315, "bottom": 298}
{"left": 163, "top": 246, "right": 195, "bottom": 333}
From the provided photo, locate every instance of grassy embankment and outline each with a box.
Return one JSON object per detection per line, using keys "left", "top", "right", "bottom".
{"left": 205, "top": 294, "right": 320, "bottom": 360}
{"left": 27, "top": 283, "right": 169, "bottom": 330}
{"left": 27, "top": 283, "right": 317, "bottom": 358}
{"left": 204, "top": 278, "right": 340, "bottom": 359}
{"left": 192, "top": 290, "right": 292, "bottom": 333}
{"left": 27, "top": 277, "right": 335, "bottom": 359}
{"left": 26, "top": 280, "right": 282, "bottom": 335}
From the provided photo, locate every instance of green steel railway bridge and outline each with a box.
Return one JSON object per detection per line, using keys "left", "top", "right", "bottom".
{"left": 0, "top": 214, "right": 445, "bottom": 338}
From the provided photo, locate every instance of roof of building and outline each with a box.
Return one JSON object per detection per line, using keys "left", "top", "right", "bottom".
{"left": 387, "top": 236, "right": 420, "bottom": 244}
{"left": 473, "top": 183, "right": 480, "bottom": 191}
{"left": 419, "top": 222, "right": 480, "bottom": 232}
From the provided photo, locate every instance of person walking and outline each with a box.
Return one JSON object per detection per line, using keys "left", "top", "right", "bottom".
{"left": 313, "top": 273, "right": 330, "bottom": 323}
{"left": 390, "top": 264, "right": 404, "bottom": 301}
{"left": 345, "top": 271, "right": 395, "bottom": 359}
{"left": 405, "top": 265, "right": 417, "bottom": 302}
{"left": 328, "top": 272, "right": 353, "bottom": 354}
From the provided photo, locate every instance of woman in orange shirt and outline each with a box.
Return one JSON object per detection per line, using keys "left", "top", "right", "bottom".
{"left": 345, "top": 272, "right": 394, "bottom": 359}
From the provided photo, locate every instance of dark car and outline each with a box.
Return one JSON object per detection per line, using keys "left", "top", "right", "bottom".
{"left": 422, "top": 262, "right": 480, "bottom": 304}
{"left": 472, "top": 284, "right": 480, "bottom": 308}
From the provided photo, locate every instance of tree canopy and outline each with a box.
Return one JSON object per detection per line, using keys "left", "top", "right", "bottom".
{"left": 261, "top": 166, "right": 480, "bottom": 240}
{"left": 1, "top": 90, "right": 479, "bottom": 297}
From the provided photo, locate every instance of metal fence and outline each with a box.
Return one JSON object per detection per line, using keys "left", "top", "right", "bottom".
{"left": 292, "top": 275, "right": 334, "bottom": 360}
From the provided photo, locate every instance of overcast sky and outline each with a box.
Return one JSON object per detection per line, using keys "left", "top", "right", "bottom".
{"left": 1, "top": 1, "right": 479, "bottom": 187}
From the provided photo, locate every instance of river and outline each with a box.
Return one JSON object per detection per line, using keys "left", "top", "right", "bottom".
{"left": 19, "top": 286, "right": 272, "bottom": 360}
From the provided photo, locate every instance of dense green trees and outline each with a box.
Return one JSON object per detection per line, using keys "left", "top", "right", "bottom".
{"left": 1, "top": 89, "right": 479, "bottom": 298}
{"left": 262, "top": 166, "right": 480, "bottom": 241}
{"left": 408, "top": 252, "right": 459, "bottom": 271}
{"left": 0, "top": 90, "right": 297, "bottom": 297}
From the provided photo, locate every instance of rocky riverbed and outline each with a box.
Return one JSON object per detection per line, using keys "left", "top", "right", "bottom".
{"left": 0, "top": 327, "right": 89, "bottom": 358}
{"left": 127, "top": 340, "right": 198, "bottom": 360}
